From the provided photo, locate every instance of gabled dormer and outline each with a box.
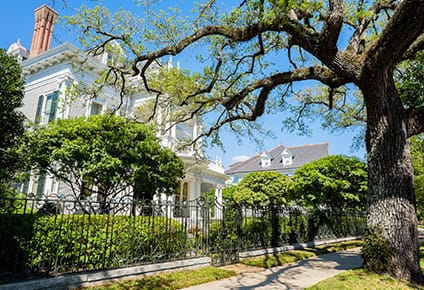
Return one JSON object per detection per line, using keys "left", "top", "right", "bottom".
{"left": 260, "top": 151, "right": 272, "bottom": 167}
{"left": 281, "top": 148, "right": 294, "bottom": 166}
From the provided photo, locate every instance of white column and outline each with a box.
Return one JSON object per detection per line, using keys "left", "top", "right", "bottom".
{"left": 214, "top": 184, "right": 223, "bottom": 219}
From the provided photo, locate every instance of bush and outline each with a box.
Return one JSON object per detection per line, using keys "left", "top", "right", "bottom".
{"left": 0, "top": 213, "right": 187, "bottom": 277}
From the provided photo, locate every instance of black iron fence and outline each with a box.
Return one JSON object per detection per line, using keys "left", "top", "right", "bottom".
{"left": 0, "top": 194, "right": 366, "bottom": 284}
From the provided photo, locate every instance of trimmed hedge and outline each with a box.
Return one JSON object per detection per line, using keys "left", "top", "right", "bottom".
{"left": 208, "top": 208, "right": 366, "bottom": 252}
{"left": 0, "top": 213, "right": 187, "bottom": 278}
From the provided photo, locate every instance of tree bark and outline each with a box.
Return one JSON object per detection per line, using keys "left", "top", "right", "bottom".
{"left": 361, "top": 68, "right": 424, "bottom": 284}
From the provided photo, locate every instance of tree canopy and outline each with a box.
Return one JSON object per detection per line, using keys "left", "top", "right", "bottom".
{"left": 0, "top": 49, "right": 25, "bottom": 194}
{"left": 291, "top": 155, "right": 367, "bottom": 211}
{"left": 20, "top": 115, "right": 185, "bottom": 202}
{"left": 233, "top": 171, "right": 291, "bottom": 206}
{"left": 66, "top": 0, "right": 424, "bottom": 283}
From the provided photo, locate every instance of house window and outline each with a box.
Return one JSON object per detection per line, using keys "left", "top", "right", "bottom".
{"left": 176, "top": 123, "right": 194, "bottom": 141}
{"left": 90, "top": 102, "right": 103, "bottom": 115}
{"left": 35, "top": 95, "right": 44, "bottom": 125}
{"left": 34, "top": 91, "right": 59, "bottom": 125}
{"left": 282, "top": 156, "right": 292, "bottom": 166}
{"left": 174, "top": 182, "right": 189, "bottom": 217}
{"left": 36, "top": 174, "right": 46, "bottom": 198}
{"left": 260, "top": 152, "right": 271, "bottom": 167}
{"left": 281, "top": 153, "right": 293, "bottom": 166}
{"left": 45, "top": 91, "right": 59, "bottom": 123}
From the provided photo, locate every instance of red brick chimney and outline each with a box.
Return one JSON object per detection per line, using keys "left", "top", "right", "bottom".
{"left": 29, "top": 5, "right": 58, "bottom": 58}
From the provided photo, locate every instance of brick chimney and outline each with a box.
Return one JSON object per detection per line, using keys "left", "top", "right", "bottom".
{"left": 29, "top": 5, "right": 58, "bottom": 58}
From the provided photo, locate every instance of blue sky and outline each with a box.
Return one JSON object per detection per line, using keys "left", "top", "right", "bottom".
{"left": 0, "top": 0, "right": 367, "bottom": 168}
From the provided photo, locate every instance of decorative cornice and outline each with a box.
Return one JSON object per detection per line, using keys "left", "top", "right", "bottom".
{"left": 22, "top": 42, "right": 107, "bottom": 76}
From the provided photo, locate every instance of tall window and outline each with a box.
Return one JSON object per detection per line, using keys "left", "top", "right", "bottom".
{"left": 34, "top": 91, "right": 59, "bottom": 124}
{"left": 90, "top": 102, "right": 102, "bottom": 115}
{"left": 36, "top": 174, "right": 46, "bottom": 198}
{"left": 45, "top": 91, "right": 58, "bottom": 123}
{"left": 174, "top": 182, "right": 189, "bottom": 217}
{"left": 35, "top": 95, "right": 44, "bottom": 125}
{"left": 176, "top": 123, "right": 193, "bottom": 141}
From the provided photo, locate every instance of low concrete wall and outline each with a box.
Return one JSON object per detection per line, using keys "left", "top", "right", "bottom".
{"left": 0, "top": 257, "right": 211, "bottom": 290}
{"left": 238, "top": 236, "right": 362, "bottom": 259}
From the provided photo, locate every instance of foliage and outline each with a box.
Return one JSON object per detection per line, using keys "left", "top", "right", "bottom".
{"left": 20, "top": 115, "right": 184, "bottom": 201}
{"left": 0, "top": 213, "right": 187, "bottom": 275}
{"left": 222, "top": 185, "right": 236, "bottom": 201}
{"left": 0, "top": 49, "right": 25, "bottom": 195}
{"left": 233, "top": 171, "right": 291, "bottom": 206}
{"left": 410, "top": 135, "right": 424, "bottom": 177}
{"left": 397, "top": 52, "right": 424, "bottom": 109}
{"left": 208, "top": 202, "right": 366, "bottom": 251}
{"left": 417, "top": 175, "right": 424, "bottom": 221}
{"left": 411, "top": 135, "right": 424, "bottom": 220}
{"left": 65, "top": 0, "right": 424, "bottom": 282}
{"left": 291, "top": 156, "right": 368, "bottom": 211}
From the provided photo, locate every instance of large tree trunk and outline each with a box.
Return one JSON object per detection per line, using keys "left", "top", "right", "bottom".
{"left": 361, "top": 70, "right": 424, "bottom": 284}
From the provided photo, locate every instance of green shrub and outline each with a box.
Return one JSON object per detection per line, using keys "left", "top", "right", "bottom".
{"left": 2, "top": 213, "right": 187, "bottom": 276}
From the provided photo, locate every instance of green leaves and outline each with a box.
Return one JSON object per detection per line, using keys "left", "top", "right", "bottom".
{"left": 0, "top": 49, "right": 25, "bottom": 193}
{"left": 233, "top": 171, "right": 291, "bottom": 205}
{"left": 397, "top": 52, "right": 424, "bottom": 108}
{"left": 21, "top": 115, "right": 184, "bottom": 200}
{"left": 291, "top": 155, "right": 368, "bottom": 210}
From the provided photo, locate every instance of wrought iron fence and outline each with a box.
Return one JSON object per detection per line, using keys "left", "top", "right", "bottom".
{"left": 0, "top": 193, "right": 366, "bottom": 284}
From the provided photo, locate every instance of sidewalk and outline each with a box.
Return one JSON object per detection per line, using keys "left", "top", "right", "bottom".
{"left": 182, "top": 248, "right": 363, "bottom": 290}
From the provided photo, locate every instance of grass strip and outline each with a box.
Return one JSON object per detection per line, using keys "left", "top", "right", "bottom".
{"left": 85, "top": 266, "right": 236, "bottom": 290}
{"left": 307, "top": 242, "right": 424, "bottom": 289}
{"left": 240, "top": 240, "right": 363, "bottom": 268}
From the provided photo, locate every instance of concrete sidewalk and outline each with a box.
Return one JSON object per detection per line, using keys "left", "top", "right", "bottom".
{"left": 182, "top": 248, "right": 363, "bottom": 290}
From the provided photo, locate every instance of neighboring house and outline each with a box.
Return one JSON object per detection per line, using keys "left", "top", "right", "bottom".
{"left": 225, "top": 142, "right": 329, "bottom": 184}
{"left": 7, "top": 5, "right": 227, "bottom": 210}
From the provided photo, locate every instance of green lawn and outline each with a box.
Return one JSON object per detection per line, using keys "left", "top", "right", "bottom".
{"left": 307, "top": 243, "right": 424, "bottom": 290}
{"left": 239, "top": 240, "right": 363, "bottom": 268}
{"left": 306, "top": 268, "right": 422, "bottom": 290}
{"left": 84, "top": 266, "right": 236, "bottom": 290}
{"left": 83, "top": 240, "right": 424, "bottom": 290}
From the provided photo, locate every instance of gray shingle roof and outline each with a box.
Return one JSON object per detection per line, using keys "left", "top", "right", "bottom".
{"left": 225, "top": 142, "right": 329, "bottom": 174}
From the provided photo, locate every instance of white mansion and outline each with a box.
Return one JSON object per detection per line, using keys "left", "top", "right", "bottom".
{"left": 7, "top": 5, "right": 227, "bottom": 207}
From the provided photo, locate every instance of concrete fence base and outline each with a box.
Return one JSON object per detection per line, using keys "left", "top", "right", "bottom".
{"left": 0, "top": 257, "right": 211, "bottom": 290}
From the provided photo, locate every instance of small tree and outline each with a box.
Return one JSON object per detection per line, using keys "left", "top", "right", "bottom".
{"left": 0, "top": 49, "right": 25, "bottom": 195}
{"left": 291, "top": 155, "right": 367, "bottom": 211}
{"left": 21, "top": 115, "right": 185, "bottom": 204}
{"left": 233, "top": 171, "right": 291, "bottom": 206}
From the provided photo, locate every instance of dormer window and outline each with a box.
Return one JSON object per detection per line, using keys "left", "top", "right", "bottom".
{"left": 260, "top": 152, "right": 272, "bottom": 167}
{"left": 281, "top": 149, "right": 293, "bottom": 166}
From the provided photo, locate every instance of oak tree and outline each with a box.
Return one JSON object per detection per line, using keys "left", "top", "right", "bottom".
{"left": 66, "top": 0, "right": 424, "bottom": 283}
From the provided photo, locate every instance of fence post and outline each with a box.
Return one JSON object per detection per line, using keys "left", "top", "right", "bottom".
{"left": 270, "top": 202, "right": 280, "bottom": 247}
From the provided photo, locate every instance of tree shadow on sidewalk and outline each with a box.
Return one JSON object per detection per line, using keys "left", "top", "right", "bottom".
{"left": 230, "top": 250, "right": 363, "bottom": 290}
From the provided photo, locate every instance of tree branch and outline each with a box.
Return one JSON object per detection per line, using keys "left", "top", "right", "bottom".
{"left": 368, "top": 0, "right": 424, "bottom": 69}
{"left": 223, "top": 66, "right": 346, "bottom": 110}
{"left": 318, "top": 0, "right": 344, "bottom": 52}
{"left": 401, "top": 33, "right": 424, "bottom": 61}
